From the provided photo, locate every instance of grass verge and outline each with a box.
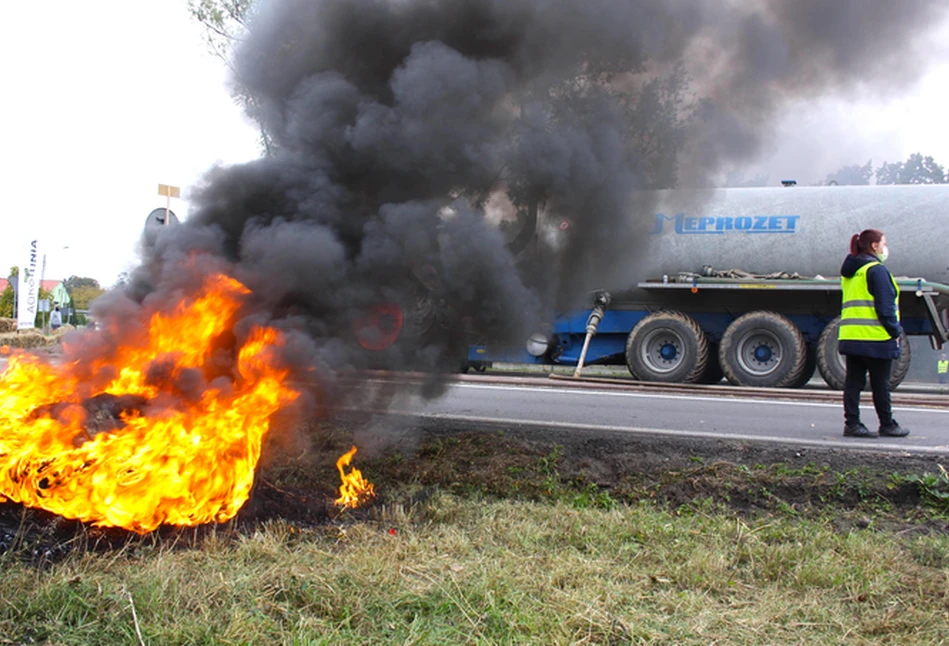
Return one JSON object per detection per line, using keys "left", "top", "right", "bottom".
{"left": 2, "top": 493, "right": 948, "bottom": 645}
{"left": 3, "top": 424, "right": 949, "bottom": 645}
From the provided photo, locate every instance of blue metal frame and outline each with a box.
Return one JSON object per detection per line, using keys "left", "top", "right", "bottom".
{"left": 469, "top": 308, "right": 934, "bottom": 367}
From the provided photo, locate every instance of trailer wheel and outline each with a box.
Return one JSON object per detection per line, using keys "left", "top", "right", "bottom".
{"left": 816, "top": 317, "right": 911, "bottom": 391}
{"left": 625, "top": 311, "right": 708, "bottom": 383}
{"left": 787, "top": 345, "right": 817, "bottom": 389}
{"left": 892, "top": 336, "right": 912, "bottom": 389}
{"left": 719, "top": 311, "right": 806, "bottom": 388}
{"left": 696, "top": 343, "right": 724, "bottom": 384}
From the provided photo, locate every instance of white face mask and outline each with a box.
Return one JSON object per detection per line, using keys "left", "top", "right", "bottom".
{"left": 877, "top": 245, "right": 889, "bottom": 262}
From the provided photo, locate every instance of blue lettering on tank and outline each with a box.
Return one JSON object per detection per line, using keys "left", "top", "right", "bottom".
{"left": 652, "top": 213, "right": 800, "bottom": 235}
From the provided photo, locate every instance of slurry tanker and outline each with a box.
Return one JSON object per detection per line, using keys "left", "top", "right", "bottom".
{"left": 469, "top": 184, "right": 949, "bottom": 389}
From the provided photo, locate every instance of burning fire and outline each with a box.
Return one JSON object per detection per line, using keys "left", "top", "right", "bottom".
{"left": 0, "top": 274, "right": 299, "bottom": 533}
{"left": 335, "top": 446, "right": 375, "bottom": 509}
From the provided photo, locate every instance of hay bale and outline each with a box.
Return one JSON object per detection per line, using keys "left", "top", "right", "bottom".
{"left": 0, "top": 330, "right": 58, "bottom": 350}
{"left": 52, "top": 324, "right": 76, "bottom": 338}
{"left": 0, "top": 318, "right": 16, "bottom": 334}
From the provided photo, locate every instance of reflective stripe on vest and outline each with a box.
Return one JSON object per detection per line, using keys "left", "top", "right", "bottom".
{"left": 838, "top": 261, "right": 900, "bottom": 342}
{"left": 939, "top": 360, "right": 949, "bottom": 374}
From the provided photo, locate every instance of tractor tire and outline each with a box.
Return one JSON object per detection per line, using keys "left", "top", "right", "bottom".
{"left": 696, "top": 343, "right": 725, "bottom": 384}
{"left": 787, "top": 344, "right": 817, "bottom": 389}
{"left": 719, "top": 311, "right": 806, "bottom": 388}
{"left": 625, "top": 311, "right": 708, "bottom": 383}
{"left": 816, "top": 317, "right": 911, "bottom": 391}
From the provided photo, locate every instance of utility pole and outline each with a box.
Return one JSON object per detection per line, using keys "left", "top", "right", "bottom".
{"left": 158, "top": 184, "right": 180, "bottom": 225}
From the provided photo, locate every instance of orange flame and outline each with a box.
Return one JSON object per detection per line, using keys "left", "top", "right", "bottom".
{"left": 0, "top": 274, "right": 299, "bottom": 533}
{"left": 335, "top": 446, "right": 375, "bottom": 509}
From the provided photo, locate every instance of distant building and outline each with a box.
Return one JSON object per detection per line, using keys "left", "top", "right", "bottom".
{"left": 0, "top": 278, "right": 69, "bottom": 302}
{"left": 49, "top": 282, "right": 71, "bottom": 308}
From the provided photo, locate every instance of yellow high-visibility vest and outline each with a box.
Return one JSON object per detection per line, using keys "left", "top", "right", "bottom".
{"left": 838, "top": 261, "right": 900, "bottom": 342}
{"left": 939, "top": 360, "right": 948, "bottom": 374}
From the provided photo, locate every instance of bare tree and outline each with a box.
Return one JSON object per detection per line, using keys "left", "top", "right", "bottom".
{"left": 188, "top": 0, "right": 274, "bottom": 155}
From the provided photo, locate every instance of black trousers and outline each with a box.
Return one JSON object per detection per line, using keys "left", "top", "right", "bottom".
{"left": 843, "top": 354, "right": 893, "bottom": 427}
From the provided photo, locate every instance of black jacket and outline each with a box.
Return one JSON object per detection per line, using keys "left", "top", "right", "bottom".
{"left": 837, "top": 253, "right": 902, "bottom": 359}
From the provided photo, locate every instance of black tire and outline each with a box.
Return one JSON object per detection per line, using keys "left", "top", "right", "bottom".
{"left": 816, "top": 317, "right": 911, "bottom": 391}
{"left": 719, "top": 311, "right": 806, "bottom": 388}
{"left": 891, "top": 337, "right": 911, "bottom": 390}
{"left": 625, "top": 311, "right": 709, "bottom": 383}
{"left": 816, "top": 318, "right": 846, "bottom": 390}
{"left": 787, "top": 344, "right": 817, "bottom": 389}
{"left": 696, "top": 343, "right": 725, "bottom": 384}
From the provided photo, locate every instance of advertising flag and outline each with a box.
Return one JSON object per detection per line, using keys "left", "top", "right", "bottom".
{"left": 16, "top": 240, "right": 40, "bottom": 330}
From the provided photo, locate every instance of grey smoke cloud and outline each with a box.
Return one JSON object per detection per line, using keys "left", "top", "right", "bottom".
{"left": 111, "top": 0, "right": 948, "bottom": 390}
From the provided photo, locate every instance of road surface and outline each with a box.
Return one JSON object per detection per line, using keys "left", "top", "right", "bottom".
{"left": 367, "top": 379, "right": 949, "bottom": 455}
{"left": 4, "top": 354, "right": 947, "bottom": 454}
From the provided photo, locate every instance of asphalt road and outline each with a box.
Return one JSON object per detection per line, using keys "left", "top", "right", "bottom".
{"left": 377, "top": 380, "right": 949, "bottom": 455}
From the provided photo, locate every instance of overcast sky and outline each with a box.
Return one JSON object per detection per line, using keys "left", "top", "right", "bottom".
{"left": 2, "top": 1, "right": 260, "bottom": 287}
{"left": 3, "top": 1, "right": 949, "bottom": 286}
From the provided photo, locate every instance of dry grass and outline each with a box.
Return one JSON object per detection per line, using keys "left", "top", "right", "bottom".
{"left": 1, "top": 494, "right": 947, "bottom": 645}
{"left": 0, "top": 318, "right": 17, "bottom": 333}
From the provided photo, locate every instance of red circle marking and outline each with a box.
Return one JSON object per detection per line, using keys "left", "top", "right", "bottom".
{"left": 353, "top": 303, "right": 404, "bottom": 351}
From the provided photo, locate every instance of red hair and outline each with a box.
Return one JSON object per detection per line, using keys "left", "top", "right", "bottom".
{"left": 850, "top": 229, "right": 884, "bottom": 255}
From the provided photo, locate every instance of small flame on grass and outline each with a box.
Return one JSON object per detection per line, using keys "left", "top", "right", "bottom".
{"left": 335, "top": 446, "right": 375, "bottom": 509}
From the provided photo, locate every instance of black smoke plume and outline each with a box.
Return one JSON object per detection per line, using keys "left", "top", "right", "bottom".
{"left": 107, "top": 0, "right": 948, "bottom": 388}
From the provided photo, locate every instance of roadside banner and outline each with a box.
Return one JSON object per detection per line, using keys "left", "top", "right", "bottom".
{"left": 16, "top": 240, "right": 41, "bottom": 330}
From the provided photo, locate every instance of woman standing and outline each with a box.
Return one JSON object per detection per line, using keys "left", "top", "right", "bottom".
{"left": 838, "top": 229, "right": 909, "bottom": 438}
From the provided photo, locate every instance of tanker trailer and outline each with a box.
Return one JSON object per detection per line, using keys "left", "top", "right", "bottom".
{"left": 469, "top": 184, "right": 949, "bottom": 389}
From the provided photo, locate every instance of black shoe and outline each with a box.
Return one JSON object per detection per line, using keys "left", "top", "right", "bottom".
{"left": 843, "top": 422, "right": 877, "bottom": 438}
{"left": 879, "top": 421, "right": 909, "bottom": 437}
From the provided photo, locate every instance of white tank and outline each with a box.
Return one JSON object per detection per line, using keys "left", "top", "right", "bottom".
{"left": 641, "top": 185, "right": 949, "bottom": 285}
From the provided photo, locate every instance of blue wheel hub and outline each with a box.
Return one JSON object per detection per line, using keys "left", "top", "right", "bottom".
{"left": 754, "top": 345, "right": 773, "bottom": 363}
{"left": 660, "top": 343, "right": 678, "bottom": 361}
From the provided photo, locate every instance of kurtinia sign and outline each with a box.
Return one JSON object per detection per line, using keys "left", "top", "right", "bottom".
{"left": 17, "top": 240, "right": 40, "bottom": 331}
